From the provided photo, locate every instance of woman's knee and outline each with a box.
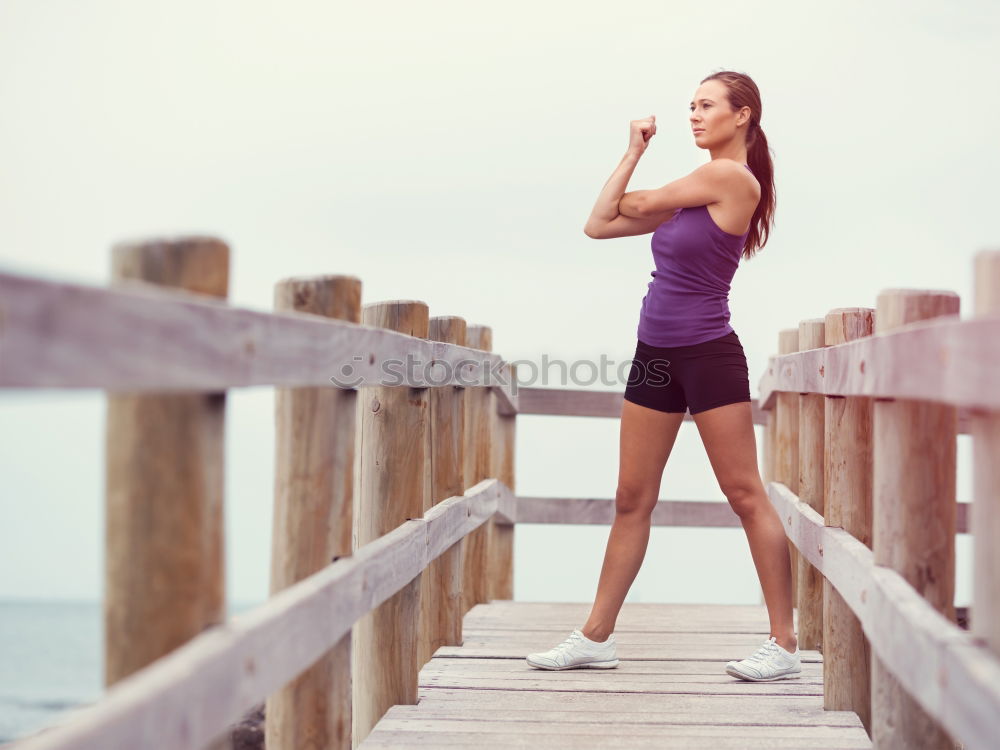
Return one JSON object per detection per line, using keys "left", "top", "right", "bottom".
{"left": 723, "top": 483, "right": 766, "bottom": 518}
{"left": 615, "top": 483, "right": 658, "bottom": 516}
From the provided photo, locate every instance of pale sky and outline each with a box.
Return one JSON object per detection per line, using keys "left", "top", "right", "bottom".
{"left": 0, "top": 0, "right": 993, "bottom": 607}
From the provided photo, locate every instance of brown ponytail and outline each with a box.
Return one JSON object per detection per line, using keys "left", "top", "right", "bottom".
{"left": 701, "top": 70, "right": 774, "bottom": 260}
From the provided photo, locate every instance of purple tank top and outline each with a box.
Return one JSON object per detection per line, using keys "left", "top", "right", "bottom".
{"left": 636, "top": 163, "right": 753, "bottom": 347}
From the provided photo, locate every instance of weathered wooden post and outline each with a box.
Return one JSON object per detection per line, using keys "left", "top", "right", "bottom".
{"left": 489, "top": 361, "right": 517, "bottom": 600}
{"left": 774, "top": 328, "right": 800, "bottom": 607}
{"left": 462, "top": 324, "right": 493, "bottom": 613}
{"left": 871, "top": 289, "right": 960, "bottom": 749}
{"left": 420, "top": 315, "right": 469, "bottom": 667}
{"left": 104, "top": 236, "right": 231, "bottom": 749}
{"left": 796, "top": 318, "right": 825, "bottom": 651}
{"left": 971, "top": 251, "right": 1000, "bottom": 656}
{"left": 267, "top": 275, "right": 361, "bottom": 750}
{"left": 352, "top": 300, "right": 430, "bottom": 748}
{"left": 822, "top": 307, "right": 875, "bottom": 735}
{"left": 763, "top": 366, "right": 777, "bottom": 487}
{"left": 760, "top": 357, "right": 777, "bottom": 606}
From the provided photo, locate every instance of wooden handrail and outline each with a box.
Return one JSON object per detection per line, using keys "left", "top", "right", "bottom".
{"left": 8, "top": 478, "right": 513, "bottom": 750}
{"left": 755, "top": 311, "right": 1000, "bottom": 411}
{"left": 511, "top": 386, "right": 978, "bottom": 433}
{"left": 512, "top": 495, "right": 971, "bottom": 533}
{"left": 769, "top": 480, "right": 1000, "bottom": 750}
{"left": 752, "top": 267, "right": 1000, "bottom": 750}
{"left": 2, "top": 266, "right": 986, "bottom": 430}
{"left": 0, "top": 269, "right": 517, "bottom": 414}
{"left": 5, "top": 240, "right": 999, "bottom": 750}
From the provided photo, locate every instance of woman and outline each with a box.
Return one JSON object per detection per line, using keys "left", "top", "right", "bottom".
{"left": 526, "top": 71, "right": 800, "bottom": 681}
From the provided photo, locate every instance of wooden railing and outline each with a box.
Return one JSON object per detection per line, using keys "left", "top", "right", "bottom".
{"left": 2, "top": 237, "right": 998, "bottom": 749}
{"left": 0, "top": 236, "right": 517, "bottom": 750}
{"left": 754, "top": 249, "right": 1000, "bottom": 750}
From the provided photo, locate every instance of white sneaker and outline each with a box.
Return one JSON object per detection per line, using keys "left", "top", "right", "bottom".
{"left": 726, "top": 635, "right": 801, "bottom": 681}
{"left": 526, "top": 629, "right": 619, "bottom": 670}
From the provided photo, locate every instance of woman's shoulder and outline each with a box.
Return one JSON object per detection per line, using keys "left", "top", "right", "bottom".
{"left": 715, "top": 158, "right": 759, "bottom": 198}
{"left": 709, "top": 157, "right": 754, "bottom": 178}
{"left": 700, "top": 158, "right": 758, "bottom": 198}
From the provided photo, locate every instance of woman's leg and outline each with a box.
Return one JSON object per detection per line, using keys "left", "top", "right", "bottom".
{"left": 580, "top": 399, "right": 685, "bottom": 641}
{"left": 692, "top": 400, "right": 797, "bottom": 651}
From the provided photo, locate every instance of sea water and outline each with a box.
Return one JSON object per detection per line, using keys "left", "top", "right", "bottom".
{"left": 0, "top": 599, "right": 259, "bottom": 744}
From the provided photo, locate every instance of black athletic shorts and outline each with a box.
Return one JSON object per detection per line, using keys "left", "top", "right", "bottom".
{"left": 622, "top": 330, "right": 751, "bottom": 415}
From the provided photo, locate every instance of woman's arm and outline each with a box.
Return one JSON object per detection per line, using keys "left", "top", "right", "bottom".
{"left": 583, "top": 150, "right": 641, "bottom": 236}
{"left": 583, "top": 150, "right": 678, "bottom": 239}
{"left": 617, "top": 159, "right": 747, "bottom": 218}
{"left": 618, "top": 187, "right": 648, "bottom": 218}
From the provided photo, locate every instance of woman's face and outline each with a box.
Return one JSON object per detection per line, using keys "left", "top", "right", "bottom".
{"left": 689, "top": 80, "right": 747, "bottom": 148}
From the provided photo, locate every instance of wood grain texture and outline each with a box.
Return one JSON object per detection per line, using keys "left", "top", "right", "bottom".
{"left": 761, "top": 380, "right": 777, "bottom": 606}
{"left": 9, "top": 479, "right": 514, "bottom": 750}
{"left": 0, "top": 268, "right": 987, "bottom": 429}
{"left": 488, "top": 361, "right": 516, "bottom": 601}
{"left": 104, "top": 237, "right": 229, "bottom": 691}
{"left": 514, "top": 386, "right": 769, "bottom": 424}
{"left": 515, "top": 496, "right": 741, "bottom": 527}
{"left": 0, "top": 271, "right": 517, "bottom": 414}
{"left": 755, "top": 310, "right": 997, "bottom": 413}
{"left": 11, "top": 240, "right": 1000, "bottom": 750}
{"left": 775, "top": 328, "right": 801, "bottom": 609}
{"left": 462, "top": 325, "right": 493, "bottom": 616}
{"left": 871, "top": 289, "right": 960, "bottom": 750}
{"left": 797, "top": 318, "right": 826, "bottom": 653}
{"left": 267, "top": 274, "right": 361, "bottom": 750}
{"left": 769, "top": 480, "right": 1000, "bottom": 750}
{"left": 971, "top": 250, "right": 1000, "bottom": 658}
{"left": 423, "top": 316, "right": 468, "bottom": 668}
{"left": 357, "top": 601, "right": 871, "bottom": 749}
{"left": 352, "top": 300, "right": 430, "bottom": 748}
{"left": 822, "top": 307, "right": 875, "bottom": 734}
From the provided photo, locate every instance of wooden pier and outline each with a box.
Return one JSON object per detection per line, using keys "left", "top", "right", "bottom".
{"left": 2, "top": 237, "right": 999, "bottom": 749}
{"left": 358, "top": 601, "right": 872, "bottom": 749}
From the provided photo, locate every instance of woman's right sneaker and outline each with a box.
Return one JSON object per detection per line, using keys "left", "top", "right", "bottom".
{"left": 526, "top": 629, "right": 619, "bottom": 670}
{"left": 725, "top": 635, "right": 801, "bottom": 681}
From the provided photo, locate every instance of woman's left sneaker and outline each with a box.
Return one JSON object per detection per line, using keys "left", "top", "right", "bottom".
{"left": 725, "top": 635, "right": 801, "bottom": 681}
{"left": 526, "top": 629, "right": 619, "bottom": 670}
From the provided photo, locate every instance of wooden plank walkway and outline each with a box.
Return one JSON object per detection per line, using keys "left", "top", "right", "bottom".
{"left": 358, "top": 601, "right": 873, "bottom": 749}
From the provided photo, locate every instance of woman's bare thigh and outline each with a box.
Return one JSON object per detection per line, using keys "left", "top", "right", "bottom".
{"left": 691, "top": 400, "right": 762, "bottom": 502}
{"left": 617, "top": 399, "right": 686, "bottom": 514}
